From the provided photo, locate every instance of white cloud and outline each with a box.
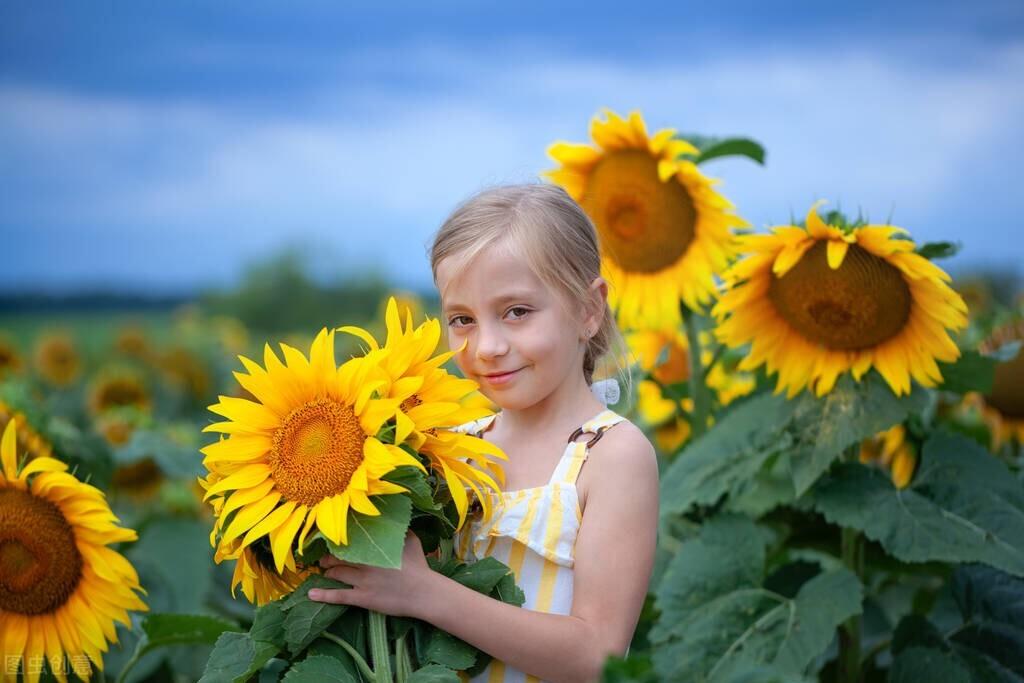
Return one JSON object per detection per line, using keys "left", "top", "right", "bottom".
{"left": 2, "top": 40, "right": 1023, "bottom": 290}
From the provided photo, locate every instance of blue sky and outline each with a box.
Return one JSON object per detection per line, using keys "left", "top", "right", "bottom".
{"left": 2, "top": 1, "right": 1022, "bottom": 294}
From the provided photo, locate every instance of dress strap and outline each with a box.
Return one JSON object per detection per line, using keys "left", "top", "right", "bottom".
{"left": 549, "top": 410, "right": 626, "bottom": 486}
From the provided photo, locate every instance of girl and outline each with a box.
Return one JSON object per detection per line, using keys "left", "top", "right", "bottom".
{"left": 310, "top": 184, "right": 660, "bottom": 683}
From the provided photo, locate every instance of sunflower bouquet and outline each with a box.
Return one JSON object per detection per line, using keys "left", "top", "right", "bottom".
{"left": 199, "top": 298, "right": 520, "bottom": 682}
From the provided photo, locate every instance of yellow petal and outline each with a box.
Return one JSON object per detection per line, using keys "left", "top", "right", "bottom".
{"left": 827, "top": 240, "right": 849, "bottom": 269}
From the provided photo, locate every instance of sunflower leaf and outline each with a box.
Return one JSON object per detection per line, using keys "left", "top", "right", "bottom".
{"left": 650, "top": 515, "right": 862, "bottom": 681}
{"left": 408, "top": 664, "right": 462, "bottom": 683}
{"left": 677, "top": 135, "right": 766, "bottom": 166}
{"left": 423, "top": 628, "right": 477, "bottom": 670}
{"left": 915, "top": 241, "right": 961, "bottom": 260}
{"left": 122, "top": 613, "right": 241, "bottom": 682}
{"left": 327, "top": 493, "right": 413, "bottom": 569}
{"left": 383, "top": 465, "right": 437, "bottom": 511}
{"left": 200, "top": 631, "right": 280, "bottom": 683}
{"left": 283, "top": 599, "right": 348, "bottom": 654}
{"left": 888, "top": 565, "right": 1024, "bottom": 682}
{"left": 281, "top": 654, "right": 358, "bottom": 682}
{"left": 808, "top": 431, "right": 1024, "bottom": 576}
{"left": 937, "top": 350, "right": 996, "bottom": 395}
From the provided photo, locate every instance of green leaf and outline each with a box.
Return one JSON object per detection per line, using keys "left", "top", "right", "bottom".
{"left": 695, "top": 138, "right": 766, "bottom": 165}
{"left": 284, "top": 600, "right": 347, "bottom": 654}
{"left": 383, "top": 465, "right": 438, "bottom": 511}
{"left": 809, "top": 431, "right": 1024, "bottom": 576}
{"left": 889, "top": 647, "right": 972, "bottom": 683}
{"left": 677, "top": 134, "right": 766, "bottom": 165}
{"left": 784, "top": 375, "right": 927, "bottom": 495}
{"left": 128, "top": 518, "right": 214, "bottom": 614}
{"left": 250, "top": 602, "right": 287, "bottom": 648}
{"left": 121, "top": 613, "right": 240, "bottom": 681}
{"left": 280, "top": 575, "right": 349, "bottom": 610}
{"left": 408, "top": 663, "right": 462, "bottom": 683}
{"left": 281, "top": 654, "right": 358, "bottom": 682}
{"left": 650, "top": 516, "right": 862, "bottom": 681}
{"left": 448, "top": 556, "right": 513, "bottom": 594}
{"left": 660, "top": 375, "right": 926, "bottom": 518}
{"left": 889, "top": 573, "right": 1024, "bottom": 683}
{"left": 200, "top": 632, "right": 280, "bottom": 683}
{"left": 659, "top": 393, "right": 793, "bottom": 517}
{"left": 327, "top": 493, "right": 413, "bottom": 568}
{"left": 601, "top": 653, "right": 658, "bottom": 683}
{"left": 915, "top": 241, "right": 960, "bottom": 260}
{"left": 938, "top": 350, "right": 996, "bottom": 395}
{"left": 422, "top": 629, "right": 477, "bottom": 670}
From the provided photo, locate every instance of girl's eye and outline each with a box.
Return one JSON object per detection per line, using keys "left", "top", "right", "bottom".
{"left": 506, "top": 306, "right": 530, "bottom": 320}
{"left": 448, "top": 315, "right": 473, "bottom": 328}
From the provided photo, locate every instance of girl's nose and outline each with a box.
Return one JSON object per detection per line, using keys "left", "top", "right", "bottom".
{"left": 475, "top": 322, "right": 509, "bottom": 360}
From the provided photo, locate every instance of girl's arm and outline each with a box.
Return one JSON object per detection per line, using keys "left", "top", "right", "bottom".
{"left": 311, "top": 424, "right": 659, "bottom": 683}
{"left": 417, "top": 424, "right": 660, "bottom": 683}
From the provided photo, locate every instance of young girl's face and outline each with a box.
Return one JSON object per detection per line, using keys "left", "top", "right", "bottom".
{"left": 435, "top": 242, "right": 588, "bottom": 411}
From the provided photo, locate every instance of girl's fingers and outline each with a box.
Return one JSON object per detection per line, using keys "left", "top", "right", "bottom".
{"left": 324, "top": 565, "right": 359, "bottom": 583}
{"left": 308, "top": 587, "right": 355, "bottom": 605}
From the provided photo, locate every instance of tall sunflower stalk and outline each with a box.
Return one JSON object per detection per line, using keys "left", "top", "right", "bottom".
{"left": 199, "top": 298, "right": 515, "bottom": 681}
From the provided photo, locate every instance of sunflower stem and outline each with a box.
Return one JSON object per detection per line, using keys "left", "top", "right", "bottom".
{"left": 368, "top": 610, "right": 394, "bottom": 683}
{"left": 838, "top": 525, "right": 864, "bottom": 683}
{"left": 321, "top": 632, "right": 377, "bottom": 682}
{"left": 683, "top": 309, "right": 710, "bottom": 439}
{"left": 395, "top": 633, "right": 414, "bottom": 683}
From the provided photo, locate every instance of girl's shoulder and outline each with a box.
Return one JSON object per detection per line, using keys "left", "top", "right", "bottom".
{"left": 588, "top": 414, "right": 657, "bottom": 473}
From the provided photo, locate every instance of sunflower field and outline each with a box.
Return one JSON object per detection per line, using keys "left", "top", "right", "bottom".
{"left": 1, "top": 108, "right": 1023, "bottom": 683}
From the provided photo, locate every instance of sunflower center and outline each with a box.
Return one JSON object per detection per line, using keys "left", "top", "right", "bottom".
{"left": 0, "top": 488, "right": 83, "bottom": 614}
{"left": 270, "top": 398, "right": 365, "bottom": 507}
{"left": 96, "top": 379, "right": 146, "bottom": 411}
{"left": 768, "top": 242, "right": 912, "bottom": 350}
{"left": 581, "top": 150, "right": 697, "bottom": 273}
{"left": 986, "top": 345, "right": 1024, "bottom": 418}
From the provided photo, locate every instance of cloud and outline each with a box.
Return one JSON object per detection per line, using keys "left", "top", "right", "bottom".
{"left": 2, "top": 39, "right": 1022, "bottom": 291}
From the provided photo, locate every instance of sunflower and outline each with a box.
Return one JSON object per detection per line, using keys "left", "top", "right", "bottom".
{"left": 34, "top": 333, "right": 80, "bottom": 387}
{"left": 113, "top": 325, "right": 149, "bottom": 358}
{"left": 975, "top": 320, "right": 1024, "bottom": 449}
{"left": 713, "top": 202, "right": 969, "bottom": 398}
{"left": 199, "top": 465, "right": 313, "bottom": 608}
{"left": 859, "top": 424, "right": 916, "bottom": 489}
{"left": 635, "top": 380, "right": 692, "bottom": 454}
{"left": 0, "top": 335, "right": 23, "bottom": 378}
{"left": 544, "top": 109, "right": 747, "bottom": 330}
{"left": 0, "top": 421, "right": 147, "bottom": 682}
{"left": 201, "top": 328, "right": 425, "bottom": 584}
{"left": 160, "top": 347, "right": 211, "bottom": 402}
{"left": 88, "top": 370, "right": 150, "bottom": 416}
{"left": 339, "top": 297, "right": 507, "bottom": 529}
{"left": 0, "top": 400, "right": 53, "bottom": 461}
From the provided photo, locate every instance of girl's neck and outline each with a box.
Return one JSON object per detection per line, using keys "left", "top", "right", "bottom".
{"left": 494, "top": 370, "right": 606, "bottom": 437}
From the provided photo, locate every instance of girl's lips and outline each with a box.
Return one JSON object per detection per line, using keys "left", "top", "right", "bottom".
{"left": 480, "top": 368, "right": 521, "bottom": 386}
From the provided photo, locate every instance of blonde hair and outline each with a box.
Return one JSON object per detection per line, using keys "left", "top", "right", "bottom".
{"left": 430, "top": 184, "right": 629, "bottom": 395}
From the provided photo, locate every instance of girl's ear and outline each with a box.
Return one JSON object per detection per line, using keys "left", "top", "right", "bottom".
{"left": 583, "top": 277, "right": 609, "bottom": 334}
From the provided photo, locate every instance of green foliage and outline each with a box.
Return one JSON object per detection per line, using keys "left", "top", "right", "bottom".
{"left": 281, "top": 654, "right": 358, "bottom": 682}
{"left": 199, "top": 249, "right": 404, "bottom": 334}
{"left": 888, "top": 565, "right": 1024, "bottom": 682}
{"left": 809, "top": 431, "right": 1024, "bottom": 576}
{"left": 127, "top": 517, "right": 215, "bottom": 614}
{"left": 937, "top": 350, "right": 997, "bottom": 394}
{"left": 200, "top": 632, "right": 281, "bottom": 683}
{"left": 325, "top": 493, "right": 413, "bottom": 568}
{"left": 915, "top": 241, "right": 961, "bottom": 260}
{"left": 660, "top": 375, "right": 927, "bottom": 519}
{"left": 677, "top": 134, "right": 767, "bottom": 165}
{"left": 649, "top": 516, "right": 863, "bottom": 681}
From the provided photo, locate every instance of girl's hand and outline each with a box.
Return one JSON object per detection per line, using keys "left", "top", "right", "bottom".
{"left": 308, "top": 530, "right": 437, "bottom": 619}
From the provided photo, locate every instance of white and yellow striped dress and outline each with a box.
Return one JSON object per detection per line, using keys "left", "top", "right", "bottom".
{"left": 453, "top": 409, "right": 626, "bottom": 683}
